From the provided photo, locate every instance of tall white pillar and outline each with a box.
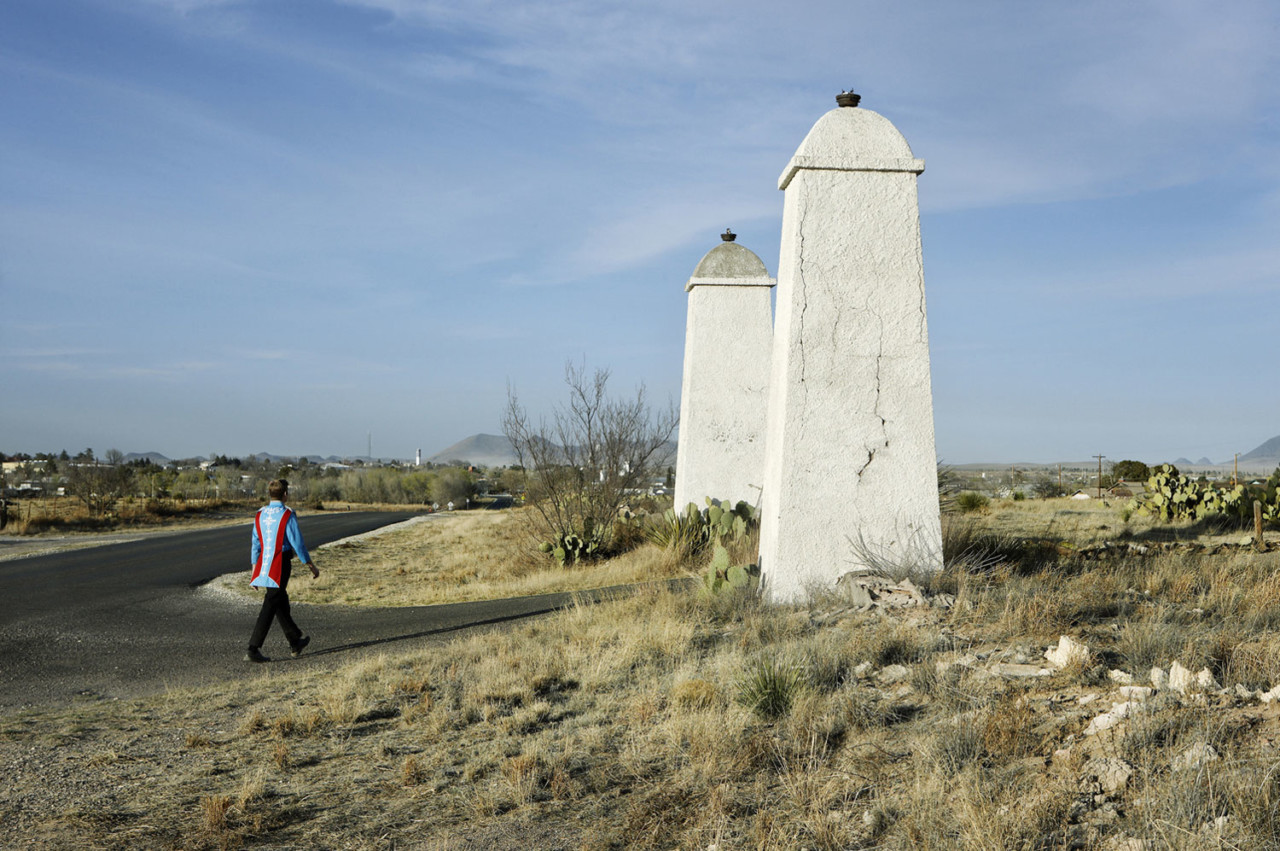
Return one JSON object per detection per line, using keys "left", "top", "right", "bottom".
{"left": 673, "top": 230, "right": 776, "bottom": 511}
{"left": 759, "top": 92, "right": 942, "bottom": 603}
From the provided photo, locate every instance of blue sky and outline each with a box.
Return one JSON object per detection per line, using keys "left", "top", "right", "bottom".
{"left": 2, "top": 0, "right": 1277, "bottom": 464}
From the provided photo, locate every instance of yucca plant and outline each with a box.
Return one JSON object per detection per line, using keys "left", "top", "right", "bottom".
{"left": 736, "top": 657, "right": 805, "bottom": 721}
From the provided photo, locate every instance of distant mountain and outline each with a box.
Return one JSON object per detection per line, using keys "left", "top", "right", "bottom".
{"left": 428, "top": 434, "right": 519, "bottom": 468}
{"left": 249, "top": 452, "right": 354, "bottom": 464}
{"left": 1196, "top": 457, "right": 1214, "bottom": 466}
{"left": 1174, "top": 457, "right": 1195, "bottom": 467}
{"left": 122, "top": 451, "right": 172, "bottom": 465}
{"left": 249, "top": 452, "right": 292, "bottom": 464}
{"left": 1241, "top": 435, "right": 1280, "bottom": 463}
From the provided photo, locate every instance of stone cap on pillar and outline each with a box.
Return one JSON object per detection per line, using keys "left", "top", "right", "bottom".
{"left": 685, "top": 233, "right": 776, "bottom": 292}
{"left": 779, "top": 106, "right": 925, "bottom": 190}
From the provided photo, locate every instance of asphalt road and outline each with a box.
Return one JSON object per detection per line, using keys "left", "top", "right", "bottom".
{"left": 0, "top": 512, "right": 610, "bottom": 711}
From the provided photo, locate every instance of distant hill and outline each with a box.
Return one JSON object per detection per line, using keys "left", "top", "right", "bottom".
{"left": 122, "top": 451, "right": 173, "bottom": 465}
{"left": 428, "top": 434, "right": 519, "bottom": 468}
{"left": 249, "top": 452, "right": 362, "bottom": 465}
{"left": 1241, "top": 435, "right": 1280, "bottom": 463}
{"left": 1238, "top": 435, "right": 1280, "bottom": 473}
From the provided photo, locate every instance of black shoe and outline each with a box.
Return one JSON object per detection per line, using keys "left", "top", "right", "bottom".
{"left": 244, "top": 647, "right": 270, "bottom": 663}
{"left": 290, "top": 636, "right": 311, "bottom": 658}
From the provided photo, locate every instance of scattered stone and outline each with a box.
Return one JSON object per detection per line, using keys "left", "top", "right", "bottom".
{"left": 840, "top": 580, "right": 874, "bottom": 612}
{"left": 1008, "top": 645, "right": 1034, "bottom": 665}
{"left": 1261, "top": 685, "right": 1280, "bottom": 703}
{"left": 1046, "top": 635, "right": 1091, "bottom": 669}
{"left": 1117, "top": 686, "right": 1154, "bottom": 702}
{"left": 1067, "top": 799, "right": 1091, "bottom": 821}
{"left": 875, "top": 664, "right": 911, "bottom": 686}
{"left": 1081, "top": 757, "right": 1134, "bottom": 795}
{"left": 1150, "top": 667, "right": 1169, "bottom": 690}
{"left": 1172, "top": 742, "right": 1220, "bottom": 771}
{"left": 1236, "top": 683, "right": 1262, "bottom": 701}
{"left": 1089, "top": 802, "right": 1120, "bottom": 825}
{"left": 1084, "top": 701, "right": 1140, "bottom": 736}
{"left": 853, "top": 661, "right": 874, "bottom": 679}
{"left": 1168, "top": 661, "right": 1194, "bottom": 694}
{"left": 935, "top": 654, "right": 977, "bottom": 676}
{"left": 990, "top": 663, "right": 1052, "bottom": 678}
{"left": 1108, "top": 669, "right": 1134, "bottom": 685}
{"left": 1079, "top": 693, "right": 1101, "bottom": 706}
{"left": 833, "top": 573, "right": 940, "bottom": 611}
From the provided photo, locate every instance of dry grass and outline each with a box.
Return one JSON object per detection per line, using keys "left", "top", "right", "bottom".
{"left": 977, "top": 494, "right": 1265, "bottom": 549}
{"left": 278, "top": 507, "right": 689, "bottom": 606}
{"left": 1, "top": 496, "right": 248, "bottom": 537}
{"left": 10, "top": 500, "right": 1280, "bottom": 847}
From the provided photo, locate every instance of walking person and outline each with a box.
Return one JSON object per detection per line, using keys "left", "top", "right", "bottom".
{"left": 246, "top": 479, "right": 319, "bottom": 663}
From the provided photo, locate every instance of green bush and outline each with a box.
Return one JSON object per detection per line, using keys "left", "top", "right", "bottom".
{"left": 955, "top": 491, "right": 990, "bottom": 514}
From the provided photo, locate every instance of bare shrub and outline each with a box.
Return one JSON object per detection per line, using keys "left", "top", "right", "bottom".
{"left": 503, "top": 360, "right": 677, "bottom": 563}
{"left": 64, "top": 450, "right": 133, "bottom": 516}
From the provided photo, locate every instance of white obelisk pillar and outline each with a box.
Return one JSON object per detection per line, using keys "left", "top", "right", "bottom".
{"left": 674, "top": 230, "right": 776, "bottom": 511}
{"left": 759, "top": 91, "right": 942, "bottom": 603}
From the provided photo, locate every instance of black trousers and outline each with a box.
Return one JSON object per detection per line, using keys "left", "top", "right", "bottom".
{"left": 249, "top": 557, "right": 304, "bottom": 651}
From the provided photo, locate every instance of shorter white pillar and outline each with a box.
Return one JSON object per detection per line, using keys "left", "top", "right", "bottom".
{"left": 673, "top": 230, "right": 776, "bottom": 511}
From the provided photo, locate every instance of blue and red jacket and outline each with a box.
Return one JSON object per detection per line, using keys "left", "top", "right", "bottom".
{"left": 250, "top": 501, "right": 312, "bottom": 589}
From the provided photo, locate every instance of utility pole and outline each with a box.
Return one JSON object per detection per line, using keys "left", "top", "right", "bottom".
{"left": 1233, "top": 453, "right": 1239, "bottom": 487}
{"left": 1094, "top": 454, "right": 1106, "bottom": 499}
{"left": 1058, "top": 463, "right": 1063, "bottom": 493}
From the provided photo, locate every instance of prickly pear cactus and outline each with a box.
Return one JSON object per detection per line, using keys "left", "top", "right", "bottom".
{"left": 543, "top": 521, "right": 607, "bottom": 567}
{"left": 1132, "top": 465, "right": 1245, "bottom": 522}
{"left": 702, "top": 543, "right": 760, "bottom": 595}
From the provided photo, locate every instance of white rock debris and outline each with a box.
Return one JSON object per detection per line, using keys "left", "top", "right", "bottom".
{"left": 1045, "top": 635, "right": 1091, "bottom": 669}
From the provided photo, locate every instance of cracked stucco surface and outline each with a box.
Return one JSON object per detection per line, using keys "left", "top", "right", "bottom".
{"left": 759, "top": 107, "right": 942, "bottom": 603}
